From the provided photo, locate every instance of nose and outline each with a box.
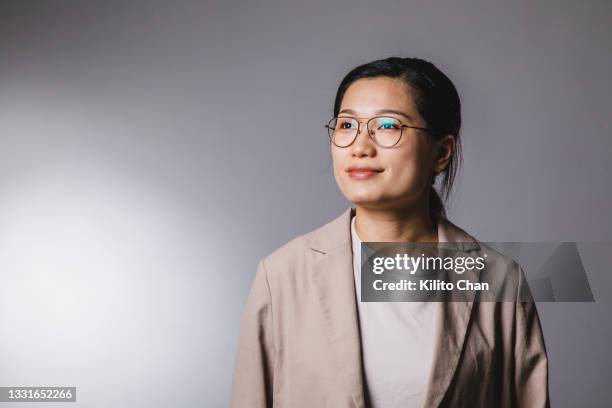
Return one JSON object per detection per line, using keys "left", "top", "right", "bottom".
{"left": 350, "top": 121, "right": 376, "bottom": 156}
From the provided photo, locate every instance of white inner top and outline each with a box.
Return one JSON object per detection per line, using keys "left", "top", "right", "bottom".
{"left": 350, "top": 214, "right": 440, "bottom": 408}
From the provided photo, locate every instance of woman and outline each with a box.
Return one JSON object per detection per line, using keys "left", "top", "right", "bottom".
{"left": 230, "top": 57, "right": 549, "bottom": 407}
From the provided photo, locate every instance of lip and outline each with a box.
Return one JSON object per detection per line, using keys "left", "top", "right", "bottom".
{"left": 346, "top": 165, "right": 384, "bottom": 180}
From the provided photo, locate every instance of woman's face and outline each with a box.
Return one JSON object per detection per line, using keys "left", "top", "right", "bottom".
{"left": 331, "top": 76, "right": 438, "bottom": 211}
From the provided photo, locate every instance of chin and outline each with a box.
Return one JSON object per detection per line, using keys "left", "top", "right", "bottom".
{"left": 347, "top": 195, "right": 383, "bottom": 207}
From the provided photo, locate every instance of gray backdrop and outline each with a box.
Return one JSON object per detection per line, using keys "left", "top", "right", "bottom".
{"left": 0, "top": 0, "right": 611, "bottom": 406}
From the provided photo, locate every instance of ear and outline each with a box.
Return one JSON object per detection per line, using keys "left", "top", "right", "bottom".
{"left": 433, "top": 134, "right": 456, "bottom": 174}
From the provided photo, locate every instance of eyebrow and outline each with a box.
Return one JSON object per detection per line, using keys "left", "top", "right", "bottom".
{"left": 338, "top": 108, "right": 414, "bottom": 122}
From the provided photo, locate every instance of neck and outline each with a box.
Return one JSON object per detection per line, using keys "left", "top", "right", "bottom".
{"left": 353, "top": 202, "right": 438, "bottom": 243}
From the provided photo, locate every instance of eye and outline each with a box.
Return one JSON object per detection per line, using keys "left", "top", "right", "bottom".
{"left": 377, "top": 118, "right": 400, "bottom": 130}
{"left": 337, "top": 118, "right": 356, "bottom": 129}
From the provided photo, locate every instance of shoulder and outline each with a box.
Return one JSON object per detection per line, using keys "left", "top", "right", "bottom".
{"left": 440, "top": 216, "right": 520, "bottom": 268}
{"left": 260, "top": 230, "right": 313, "bottom": 272}
{"left": 259, "top": 207, "right": 353, "bottom": 276}
{"left": 443, "top": 217, "right": 530, "bottom": 302}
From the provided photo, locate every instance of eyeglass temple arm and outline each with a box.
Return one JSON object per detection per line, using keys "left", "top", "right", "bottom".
{"left": 401, "top": 124, "right": 429, "bottom": 132}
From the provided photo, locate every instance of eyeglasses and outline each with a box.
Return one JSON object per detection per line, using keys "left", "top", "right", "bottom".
{"left": 325, "top": 116, "right": 430, "bottom": 148}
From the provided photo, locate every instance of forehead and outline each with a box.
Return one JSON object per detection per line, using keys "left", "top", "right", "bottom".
{"left": 340, "top": 77, "right": 415, "bottom": 114}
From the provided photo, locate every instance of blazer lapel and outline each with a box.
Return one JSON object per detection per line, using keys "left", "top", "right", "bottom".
{"left": 310, "top": 207, "right": 365, "bottom": 408}
{"left": 423, "top": 216, "right": 482, "bottom": 407}
{"left": 309, "top": 207, "right": 482, "bottom": 408}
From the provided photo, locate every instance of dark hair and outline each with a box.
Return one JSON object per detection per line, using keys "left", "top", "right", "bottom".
{"left": 333, "top": 56, "right": 462, "bottom": 218}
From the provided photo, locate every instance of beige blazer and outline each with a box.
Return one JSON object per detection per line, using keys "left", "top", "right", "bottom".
{"left": 230, "top": 207, "right": 550, "bottom": 407}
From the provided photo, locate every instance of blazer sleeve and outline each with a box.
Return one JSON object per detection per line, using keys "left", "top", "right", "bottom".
{"left": 230, "top": 258, "right": 276, "bottom": 408}
{"left": 513, "top": 267, "right": 551, "bottom": 407}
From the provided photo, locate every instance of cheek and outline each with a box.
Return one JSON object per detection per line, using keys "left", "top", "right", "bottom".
{"left": 331, "top": 147, "right": 346, "bottom": 183}
{"left": 385, "top": 146, "right": 432, "bottom": 190}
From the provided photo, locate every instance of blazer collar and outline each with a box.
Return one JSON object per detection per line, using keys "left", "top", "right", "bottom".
{"left": 309, "top": 207, "right": 480, "bottom": 254}
{"left": 309, "top": 207, "right": 481, "bottom": 408}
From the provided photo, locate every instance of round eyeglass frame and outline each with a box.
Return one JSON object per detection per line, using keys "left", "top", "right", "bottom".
{"left": 324, "top": 116, "right": 430, "bottom": 148}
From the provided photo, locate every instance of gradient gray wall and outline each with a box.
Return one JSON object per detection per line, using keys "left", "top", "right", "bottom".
{"left": 1, "top": 1, "right": 611, "bottom": 406}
